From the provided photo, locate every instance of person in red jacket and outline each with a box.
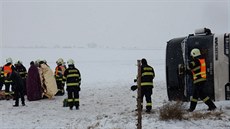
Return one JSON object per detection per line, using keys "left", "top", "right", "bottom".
{"left": 55, "top": 58, "right": 66, "bottom": 96}
{"left": 1, "top": 57, "right": 15, "bottom": 100}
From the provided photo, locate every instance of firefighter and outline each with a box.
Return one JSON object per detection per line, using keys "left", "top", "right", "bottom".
{"left": 7, "top": 70, "right": 25, "bottom": 107}
{"left": 14, "top": 60, "right": 27, "bottom": 95}
{"left": 63, "top": 59, "right": 81, "bottom": 110}
{"left": 1, "top": 57, "right": 15, "bottom": 100}
{"left": 0, "top": 66, "right": 3, "bottom": 90}
{"left": 187, "top": 48, "right": 216, "bottom": 112}
{"left": 131, "top": 58, "right": 155, "bottom": 113}
{"left": 55, "top": 58, "right": 66, "bottom": 96}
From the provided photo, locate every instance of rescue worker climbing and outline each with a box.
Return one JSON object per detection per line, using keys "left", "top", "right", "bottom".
{"left": 55, "top": 58, "right": 66, "bottom": 96}
{"left": 131, "top": 58, "right": 155, "bottom": 113}
{"left": 1, "top": 58, "right": 15, "bottom": 100}
{"left": 14, "top": 60, "right": 27, "bottom": 95}
{"left": 187, "top": 48, "right": 216, "bottom": 112}
{"left": 63, "top": 59, "right": 81, "bottom": 110}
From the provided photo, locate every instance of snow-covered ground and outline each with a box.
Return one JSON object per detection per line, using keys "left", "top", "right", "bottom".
{"left": 1, "top": 48, "right": 230, "bottom": 129}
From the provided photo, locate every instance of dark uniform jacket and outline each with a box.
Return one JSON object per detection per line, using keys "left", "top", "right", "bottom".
{"left": 9, "top": 71, "right": 24, "bottom": 92}
{"left": 15, "top": 64, "right": 27, "bottom": 80}
{"left": 141, "top": 64, "right": 155, "bottom": 88}
{"left": 63, "top": 65, "right": 81, "bottom": 90}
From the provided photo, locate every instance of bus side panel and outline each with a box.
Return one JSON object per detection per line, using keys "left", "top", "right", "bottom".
{"left": 166, "top": 38, "right": 187, "bottom": 101}
{"left": 214, "top": 34, "right": 229, "bottom": 101}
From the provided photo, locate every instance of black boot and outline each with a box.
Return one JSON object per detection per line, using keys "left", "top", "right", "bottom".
{"left": 13, "top": 103, "right": 19, "bottom": 107}
{"left": 188, "top": 101, "right": 197, "bottom": 112}
{"left": 69, "top": 106, "right": 73, "bottom": 110}
{"left": 6, "top": 95, "right": 10, "bottom": 100}
{"left": 146, "top": 105, "right": 152, "bottom": 113}
{"left": 13, "top": 99, "right": 19, "bottom": 107}
{"left": 205, "top": 99, "right": 217, "bottom": 111}
{"left": 69, "top": 102, "right": 73, "bottom": 110}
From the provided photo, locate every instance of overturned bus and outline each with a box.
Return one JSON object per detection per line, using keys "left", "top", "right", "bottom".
{"left": 166, "top": 28, "right": 230, "bottom": 101}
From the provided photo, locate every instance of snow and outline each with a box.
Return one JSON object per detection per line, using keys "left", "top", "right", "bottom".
{"left": 1, "top": 48, "right": 230, "bottom": 129}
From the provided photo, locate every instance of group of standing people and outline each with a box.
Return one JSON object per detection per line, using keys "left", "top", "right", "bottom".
{"left": 0, "top": 49, "right": 217, "bottom": 112}
{"left": 0, "top": 58, "right": 81, "bottom": 110}
{"left": 0, "top": 58, "right": 27, "bottom": 106}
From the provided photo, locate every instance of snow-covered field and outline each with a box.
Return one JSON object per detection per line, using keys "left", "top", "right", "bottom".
{"left": 1, "top": 48, "right": 230, "bottom": 129}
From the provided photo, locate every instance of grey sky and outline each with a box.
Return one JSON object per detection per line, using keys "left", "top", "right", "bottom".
{"left": 0, "top": 0, "right": 229, "bottom": 49}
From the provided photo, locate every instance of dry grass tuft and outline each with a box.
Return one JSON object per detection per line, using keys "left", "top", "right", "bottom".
{"left": 159, "top": 101, "right": 225, "bottom": 121}
{"left": 159, "top": 101, "right": 186, "bottom": 121}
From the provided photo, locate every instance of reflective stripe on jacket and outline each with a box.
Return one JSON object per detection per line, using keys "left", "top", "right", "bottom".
{"left": 63, "top": 66, "right": 81, "bottom": 87}
{"left": 141, "top": 65, "right": 155, "bottom": 87}
{"left": 191, "top": 58, "right": 206, "bottom": 84}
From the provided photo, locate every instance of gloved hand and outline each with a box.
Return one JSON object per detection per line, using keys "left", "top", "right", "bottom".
{"left": 77, "top": 87, "right": 81, "bottom": 91}
{"left": 131, "top": 85, "right": 137, "bottom": 91}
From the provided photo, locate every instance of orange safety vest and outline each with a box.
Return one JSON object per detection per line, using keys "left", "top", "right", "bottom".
{"left": 55, "top": 65, "right": 65, "bottom": 75}
{"left": 192, "top": 59, "right": 206, "bottom": 83}
{"left": 3, "top": 65, "right": 12, "bottom": 77}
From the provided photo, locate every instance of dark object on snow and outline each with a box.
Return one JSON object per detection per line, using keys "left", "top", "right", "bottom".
{"left": 131, "top": 85, "right": 137, "bottom": 91}
{"left": 26, "top": 62, "right": 42, "bottom": 101}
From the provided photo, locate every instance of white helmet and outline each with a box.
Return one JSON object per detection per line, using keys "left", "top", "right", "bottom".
{"left": 35, "top": 59, "right": 41, "bottom": 65}
{"left": 67, "top": 59, "right": 74, "bottom": 65}
{"left": 42, "top": 59, "right": 47, "bottom": 64}
{"left": 190, "top": 48, "right": 201, "bottom": 57}
{"left": 56, "top": 58, "right": 64, "bottom": 65}
{"left": 6, "top": 57, "right": 13, "bottom": 64}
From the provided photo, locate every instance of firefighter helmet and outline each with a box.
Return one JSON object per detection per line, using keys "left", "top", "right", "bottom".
{"left": 42, "top": 59, "right": 47, "bottom": 64}
{"left": 56, "top": 58, "right": 64, "bottom": 65}
{"left": 35, "top": 59, "right": 40, "bottom": 65}
{"left": 6, "top": 57, "right": 13, "bottom": 64}
{"left": 67, "top": 59, "right": 74, "bottom": 65}
{"left": 190, "top": 48, "right": 201, "bottom": 57}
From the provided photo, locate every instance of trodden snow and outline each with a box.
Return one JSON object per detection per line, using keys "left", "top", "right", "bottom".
{"left": 0, "top": 48, "right": 230, "bottom": 129}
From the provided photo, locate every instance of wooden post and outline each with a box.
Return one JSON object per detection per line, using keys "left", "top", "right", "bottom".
{"left": 137, "top": 60, "right": 142, "bottom": 129}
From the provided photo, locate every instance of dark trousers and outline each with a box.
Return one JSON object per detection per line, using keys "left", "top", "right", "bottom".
{"left": 67, "top": 87, "right": 79, "bottom": 108}
{"left": 192, "top": 82, "right": 208, "bottom": 100}
{"left": 56, "top": 81, "right": 65, "bottom": 96}
{"left": 5, "top": 83, "right": 14, "bottom": 98}
{"left": 0, "top": 83, "right": 3, "bottom": 90}
{"left": 141, "top": 87, "right": 153, "bottom": 110}
{"left": 14, "top": 88, "right": 25, "bottom": 105}
{"left": 190, "top": 81, "right": 216, "bottom": 111}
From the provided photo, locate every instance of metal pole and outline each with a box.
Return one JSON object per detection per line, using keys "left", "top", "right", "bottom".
{"left": 137, "top": 60, "right": 142, "bottom": 129}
